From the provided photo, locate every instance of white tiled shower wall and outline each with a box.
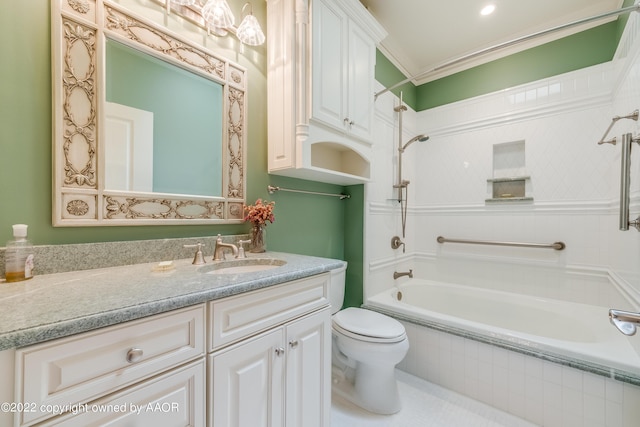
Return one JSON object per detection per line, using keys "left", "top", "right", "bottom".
{"left": 366, "top": 5, "right": 640, "bottom": 427}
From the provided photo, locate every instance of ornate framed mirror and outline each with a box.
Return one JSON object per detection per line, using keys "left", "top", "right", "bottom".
{"left": 52, "top": 0, "right": 247, "bottom": 226}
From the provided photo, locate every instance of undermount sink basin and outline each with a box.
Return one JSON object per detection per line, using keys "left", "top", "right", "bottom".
{"left": 199, "top": 258, "right": 287, "bottom": 275}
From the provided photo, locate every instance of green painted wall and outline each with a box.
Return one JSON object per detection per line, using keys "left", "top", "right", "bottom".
{"left": 374, "top": 50, "right": 418, "bottom": 110}
{"left": 0, "top": 1, "right": 363, "bottom": 304}
{"left": 0, "top": 1, "right": 355, "bottom": 266}
{"left": 264, "top": 176, "right": 347, "bottom": 259}
{"left": 8, "top": 1, "right": 623, "bottom": 307}
{"left": 416, "top": 22, "right": 618, "bottom": 110}
{"left": 343, "top": 184, "right": 365, "bottom": 308}
{"left": 375, "top": 1, "right": 636, "bottom": 110}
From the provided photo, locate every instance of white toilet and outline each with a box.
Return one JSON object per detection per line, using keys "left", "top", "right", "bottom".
{"left": 330, "top": 265, "right": 410, "bottom": 415}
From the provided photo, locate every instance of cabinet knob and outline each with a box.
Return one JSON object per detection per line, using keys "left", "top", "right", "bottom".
{"left": 275, "top": 347, "right": 285, "bottom": 356}
{"left": 126, "top": 348, "right": 144, "bottom": 363}
{"left": 343, "top": 118, "right": 354, "bottom": 127}
{"left": 289, "top": 340, "right": 299, "bottom": 349}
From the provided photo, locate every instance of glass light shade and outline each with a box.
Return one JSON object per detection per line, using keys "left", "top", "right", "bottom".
{"left": 236, "top": 14, "right": 265, "bottom": 46}
{"left": 201, "top": 0, "right": 235, "bottom": 29}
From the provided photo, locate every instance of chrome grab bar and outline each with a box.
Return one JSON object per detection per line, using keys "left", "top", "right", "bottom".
{"left": 618, "top": 133, "right": 640, "bottom": 231}
{"left": 436, "top": 236, "right": 565, "bottom": 250}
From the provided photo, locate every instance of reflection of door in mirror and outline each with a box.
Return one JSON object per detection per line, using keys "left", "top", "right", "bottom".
{"left": 105, "top": 102, "right": 154, "bottom": 192}
{"left": 105, "top": 39, "right": 224, "bottom": 197}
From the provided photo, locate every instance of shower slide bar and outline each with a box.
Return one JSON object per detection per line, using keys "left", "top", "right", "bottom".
{"left": 436, "top": 236, "right": 566, "bottom": 251}
{"left": 267, "top": 185, "right": 351, "bottom": 200}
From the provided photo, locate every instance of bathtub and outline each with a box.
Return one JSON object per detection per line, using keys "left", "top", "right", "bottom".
{"left": 365, "top": 280, "right": 640, "bottom": 378}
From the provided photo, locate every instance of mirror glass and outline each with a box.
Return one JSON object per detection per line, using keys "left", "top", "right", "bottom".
{"left": 105, "top": 39, "right": 223, "bottom": 197}
{"left": 52, "top": 0, "right": 247, "bottom": 226}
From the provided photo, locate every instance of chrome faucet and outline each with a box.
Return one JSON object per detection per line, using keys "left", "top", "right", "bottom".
{"left": 393, "top": 269, "right": 413, "bottom": 280}
{"left": 213, "top": 234, "right": 239, "bottom": 261}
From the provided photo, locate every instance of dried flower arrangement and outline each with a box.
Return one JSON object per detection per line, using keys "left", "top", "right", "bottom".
{"left": 243, "top": 199, "right": 275, "bottom": 226}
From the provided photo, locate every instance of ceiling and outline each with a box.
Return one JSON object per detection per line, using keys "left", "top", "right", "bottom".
{"left": 359, "top": 0, "right": 624, "bottom": 85}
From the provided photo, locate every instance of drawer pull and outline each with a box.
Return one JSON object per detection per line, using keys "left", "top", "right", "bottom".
{"left": 126, "top": 348, "right": 144, "bottom": 363}
{"left": 275, "top": 347, "right": 285, "bottom": 357}
{"left": 289, "top": 340, "right": 299, "bottom": 349}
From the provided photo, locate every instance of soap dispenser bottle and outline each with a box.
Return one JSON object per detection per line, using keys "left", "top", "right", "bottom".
{"left": 4, "top": 224, "right": 34, "bottom": 282}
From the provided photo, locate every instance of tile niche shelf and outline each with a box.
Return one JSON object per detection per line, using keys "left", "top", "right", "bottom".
{"left": 487, "top": 140, "right": 532, "bottom": 203}
{"left": 486, "top": 176, "right": 533, "bottom": 203}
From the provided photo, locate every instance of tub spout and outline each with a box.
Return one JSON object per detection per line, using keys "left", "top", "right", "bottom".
{"left": 393, "top": 269, "right": 413, "bottom": 280}
{"left": 609, "top": 309, "right": 640, "bottom": 336}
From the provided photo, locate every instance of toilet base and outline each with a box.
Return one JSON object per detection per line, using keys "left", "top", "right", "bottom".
{"left": 331, "top": 364, "right": 402, "bottom": 415}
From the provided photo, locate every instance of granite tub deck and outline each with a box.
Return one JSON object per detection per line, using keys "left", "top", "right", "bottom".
{"left": 0, "top": 252, "right": 346, "bottom": 351}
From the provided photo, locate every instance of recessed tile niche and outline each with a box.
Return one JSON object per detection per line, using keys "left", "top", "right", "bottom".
{"left": 486, "top": 140, "right": 533, "bottom": 203}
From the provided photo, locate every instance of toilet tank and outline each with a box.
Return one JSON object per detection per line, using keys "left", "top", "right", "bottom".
{"left": 329, "top": 264, "right": 347, "bottom": 314}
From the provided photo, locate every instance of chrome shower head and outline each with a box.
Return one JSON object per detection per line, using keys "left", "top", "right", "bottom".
{"left": 400, "top": 134, "right": 429, "bottom": 152}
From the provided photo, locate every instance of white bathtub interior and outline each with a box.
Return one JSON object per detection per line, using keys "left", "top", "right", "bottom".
{"left": 366, "top": 256, "right": 640, "bottom": 378}
{"left": 367, "top": 278, "right": 640, "bottom": 378}
{"left": 363, "top": 256, "right": 640, "bottom": 425}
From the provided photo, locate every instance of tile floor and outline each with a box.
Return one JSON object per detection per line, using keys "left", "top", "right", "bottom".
{"left": 331, "top": 370, "right": 537, "bottom": 427}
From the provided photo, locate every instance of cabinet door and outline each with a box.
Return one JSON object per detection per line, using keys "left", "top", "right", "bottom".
{"left": 211, "top": 329, "right": 285, "bottom": 427}
{"left": 346, "top": 21, "right": 376, "bottom": 141}
{"left": 285, "top": 308, "right": 331, "bottom": 427}
{"left": 311, "top": 0, "right": 347, "bottom": 130}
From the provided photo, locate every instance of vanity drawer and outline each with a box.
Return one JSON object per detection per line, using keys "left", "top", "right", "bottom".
{"left": 38, "top": 359, "right": 205, "bottom": 427}
{"left": 209, "top": 273, "right": 329, "bottom": 351}
{"left": 15, "top": 304, "right": 205, "bottom": 427}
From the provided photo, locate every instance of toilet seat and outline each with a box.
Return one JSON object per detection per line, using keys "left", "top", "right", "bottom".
{"left": 332, "top": 307, "right": 406, "bottom": 343}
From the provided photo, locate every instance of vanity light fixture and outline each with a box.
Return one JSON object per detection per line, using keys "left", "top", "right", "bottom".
{"left": 236, "top": 3, "right": 265, "bottom": 46}
{"left": 170, "top": 0, "right": 197, "bottom": 5}
{"left": 202, "top": 0, "right": 236, "bottom": 33}
{"left": 168, "top": 0, "right": 265, "bottom": 46}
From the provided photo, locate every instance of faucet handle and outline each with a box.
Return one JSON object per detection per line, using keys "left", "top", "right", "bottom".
{"left": 237, "top": 239, "right": 251, "bottom": 259}
{"left": 183, "top": 243, "right": 206, "bottom": 265}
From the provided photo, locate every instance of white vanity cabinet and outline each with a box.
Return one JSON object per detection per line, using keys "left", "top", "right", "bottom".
{"left": 14, "top": 305, "right": 206, "bottom": 427}
{"left": 267, "top": 0, "right": 386, "bottom": 185}
{"left": 208, "top": 274, "right": 332, "bottom": 427}
{"left": 7, "top": 272, "right": 333, "bottom": 427}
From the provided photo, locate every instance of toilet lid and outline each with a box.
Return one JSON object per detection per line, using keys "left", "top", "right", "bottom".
{"left": 332, "top": 307, "right": 406, "bottom": 343}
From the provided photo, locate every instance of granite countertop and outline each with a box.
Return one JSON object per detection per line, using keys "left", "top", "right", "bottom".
{"left": 0, "top": 251, "right": 346, "bottom": 351}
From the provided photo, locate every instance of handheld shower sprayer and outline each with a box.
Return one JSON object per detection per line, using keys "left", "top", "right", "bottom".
{"left": 401, "top": 134, "right": 429, "bottom": 152}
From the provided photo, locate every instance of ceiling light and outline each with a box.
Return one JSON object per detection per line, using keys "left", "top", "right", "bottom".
{"left": 480, "top": 4, "right": 496, "bottom": 16}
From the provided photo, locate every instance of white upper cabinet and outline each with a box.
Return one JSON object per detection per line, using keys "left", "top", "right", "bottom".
{"left": 311, "top": 0, "right": 376, "bottom": 141}
{"left": 267, "top": 0, "right": 387, "bottom": 185}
